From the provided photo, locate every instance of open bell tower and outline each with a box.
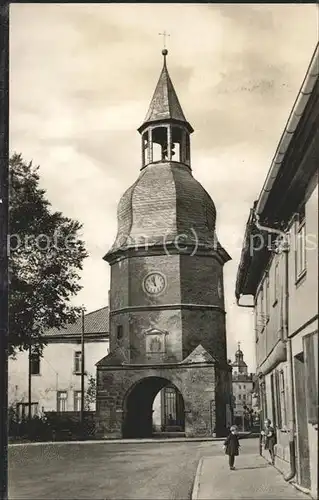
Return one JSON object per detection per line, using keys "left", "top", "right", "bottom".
{"left": 95, "top": 49, "right": 233, "bottom": 439}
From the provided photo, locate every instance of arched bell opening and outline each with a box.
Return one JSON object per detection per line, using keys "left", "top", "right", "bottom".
{"left": 122, "top": 376, "right": 185, "bottom": 438}
{"left": 140, "top": 124, "right": 191, "bottom": 169}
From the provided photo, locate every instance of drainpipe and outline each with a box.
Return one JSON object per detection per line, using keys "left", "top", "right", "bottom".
{"left": 254, "top": 215, "right": 296, "bottom": 481}
{"left": 282, "top": 243, "right": 296, "bottom": 482}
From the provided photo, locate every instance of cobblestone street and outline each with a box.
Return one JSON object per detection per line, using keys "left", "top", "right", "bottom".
{"left": 9, "top": 440, "right": 254, "bottom": 500}
{"left": 9, "top": 439, "right": 307, "bottom": 500}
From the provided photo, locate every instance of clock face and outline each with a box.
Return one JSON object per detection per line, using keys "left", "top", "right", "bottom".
{"left": 143, "top": 272, "right": 166, "bottom": 295}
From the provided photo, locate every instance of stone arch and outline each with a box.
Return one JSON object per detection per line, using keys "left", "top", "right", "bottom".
{"left": 122, "top": 376, "right": 185, "bottom": 438}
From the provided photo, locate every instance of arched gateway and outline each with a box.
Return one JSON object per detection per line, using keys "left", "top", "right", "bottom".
{"left": 123, "top": 377, "right": 184, "bottom": 438}
{"left": 95, "top": 49, "right": 233, "bottom": 439}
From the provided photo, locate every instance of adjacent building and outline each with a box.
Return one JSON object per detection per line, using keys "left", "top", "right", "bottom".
{"left": 231, "top": 344, "right": 254, "bottom": 430}
{"left": 235, "top": 44, "right": 318, "bottom": 498}
{"left": 8, "top": 306, "right": 109, "bottom": 416}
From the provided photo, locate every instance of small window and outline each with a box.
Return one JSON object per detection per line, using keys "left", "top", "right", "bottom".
{"left": 74, "top": 351, "right": 82, "bottom": 374}
{"left": 117, "top": 325, "right": 123, "bottom": 340}
{"left": 259, "top": 286, "right": 265, "bottom": 332}
{"left": 265, "top": 275, "right": 270, "bottom": 320}
{"left": 74, "top": 391, "right": 82, "bottom": 412}
{"left": 296, "top": 206, "right": 306, "bottom": 280}
{"left": 243, "top": 394, "right": 246, "bottom": 400}
{"left": 57, "top": 391, "right": 68, "bottom": 412}
{"left": 243, "top": 385, "right": 246, "bottom": 389}
{"left": 238, "top": 394, "right": 241, "bottom": 400}
{"left": 274, "top": 262, "right": 279, "bottom": 305}
{"left": 30, "top": 353, "right": 40, "bottom": 375}
{"left": 238, "top": 385, "right": 241, "bottom": 390}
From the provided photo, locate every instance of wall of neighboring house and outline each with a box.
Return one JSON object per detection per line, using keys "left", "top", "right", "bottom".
{"left": 255, "top": 174, "right": 318, "bottom": 492}
{"left": 255, "top": 244, "right": 291, "bottom": 475}
{"left": 8, "top": 339, "right": 109, "bottom": 414}
{"left": 255, "top": 248, "right": 284, "bottom": 370}
{"left": 288, "top": 175, "right": 318, "bottom": 498}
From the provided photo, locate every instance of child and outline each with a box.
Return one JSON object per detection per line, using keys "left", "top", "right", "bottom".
{"left": 223, "top": 425, "right": 240, "bottom": 470}
{"left": 261, "top": 418, "right": 276, "bottom": 465}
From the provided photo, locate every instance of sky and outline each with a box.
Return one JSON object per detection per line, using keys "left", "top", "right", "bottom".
{"left": 10, "top": 3, "right": 318, "bottom": 372}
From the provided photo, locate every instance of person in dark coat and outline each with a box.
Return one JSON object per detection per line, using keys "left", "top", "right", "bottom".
{"left": 261, "top": 418, "right": 276, "bottom": 464}
{"left": 223, "top": 425, "right": 240, "bottom": 470}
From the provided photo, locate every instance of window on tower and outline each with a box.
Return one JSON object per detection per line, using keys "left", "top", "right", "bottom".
{"left": 117, "top": 325, "right": 124, "bottom": 341}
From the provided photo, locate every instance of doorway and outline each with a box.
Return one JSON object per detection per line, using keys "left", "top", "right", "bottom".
{"left": 294, "top": 352, "right": 311, "bottom": 489}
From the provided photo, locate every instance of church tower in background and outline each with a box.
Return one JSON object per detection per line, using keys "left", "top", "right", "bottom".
{"left": 96, "top": 49, "right": 232, "bottom": 438}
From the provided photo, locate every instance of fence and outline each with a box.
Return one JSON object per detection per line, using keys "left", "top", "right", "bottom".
{"left": 8, "top": 406, "right": 96, "bottom": 442}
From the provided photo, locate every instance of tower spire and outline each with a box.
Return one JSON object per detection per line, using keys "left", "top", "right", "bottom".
{"left": 138, "top": 49, "right": 193, "bottom": 169}
{"left": 138, "top": 49, "right": 193, "bottom": 134}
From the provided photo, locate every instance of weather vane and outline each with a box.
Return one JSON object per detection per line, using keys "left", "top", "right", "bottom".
{"left": 158, "top": 30, "right": 170, "bottom": 50}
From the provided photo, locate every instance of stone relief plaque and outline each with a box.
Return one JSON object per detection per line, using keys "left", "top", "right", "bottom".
{"left": 145, "top": 328, "right": 168, "bottom": 354}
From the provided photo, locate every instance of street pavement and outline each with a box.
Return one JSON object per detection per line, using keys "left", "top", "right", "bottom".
{"left": 192, "top": 453, "right": 309, "bottom": 500}
{"left": 8, "top": 438, "right": 306, "bottom": 500}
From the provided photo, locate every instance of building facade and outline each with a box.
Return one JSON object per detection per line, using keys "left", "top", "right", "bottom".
{"left": 8, "top": 307, "right": 109, "bottom": 416}
{"left": 235, "top": 44, "right": 318, "bottom": 499}
{"left": 231, "top": 345, "right": 254, "bottom": 430}
{"left": 96, "top": 49, "right": 233, "bottom": 439}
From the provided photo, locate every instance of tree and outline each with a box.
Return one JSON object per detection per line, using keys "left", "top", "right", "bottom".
{"left": 85, "top": 374, "right": 96, "bottom": 411}
{"left": 9, "top": 153, "right": 88, "bottom": 356}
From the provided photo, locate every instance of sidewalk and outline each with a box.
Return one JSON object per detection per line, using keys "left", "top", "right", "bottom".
{"left": 192, "top": 454, "right": 309, "bottom": 500}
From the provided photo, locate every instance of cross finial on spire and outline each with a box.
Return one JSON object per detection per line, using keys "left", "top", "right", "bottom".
{"left": 237, "top": 341, "right": 241, "bottom": 351}
{"left": 158, "top": 30, "right": 170, "bottom": 50}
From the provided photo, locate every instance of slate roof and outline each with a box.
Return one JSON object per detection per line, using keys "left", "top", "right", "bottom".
{"left": 139, "top": 54, "right": 193, "bottom": 133}
{"left": 96, "top": 347, "right": 128, "bottom": 366}
{"left": 42, "top": 306, "right": 109, "bottom": 337}
{"left": 181, "top": 344, "right": 216, "bottom": 364}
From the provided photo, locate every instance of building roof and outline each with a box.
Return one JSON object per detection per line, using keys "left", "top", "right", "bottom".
{"left": 181, "top": 344, "right": 217, "bottom": 364}
{"left": 232, "top": 374, "right": 253, "bottom": 383}
{"left": 236, "top": 43, "right": 319, "bottom": 300}
{"left": 42, "top": 306, "right": 109, "bottom": 338}
{"left": 138, "top": 50, "right": 193, "bottom": 133}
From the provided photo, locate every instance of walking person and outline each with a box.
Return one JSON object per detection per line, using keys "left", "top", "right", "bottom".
{"left": 223, "top": 425, "right": 240, "bottom": 470}
{"left": 261, "top": 418, "right": 276, "bottom": 465}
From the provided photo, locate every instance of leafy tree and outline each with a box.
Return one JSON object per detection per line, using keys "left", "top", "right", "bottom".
{"left": 9, "top": 153, "right": 88, "bottom": 356}
{"left": 85, "top": 374, "right": 96, "bottom": 410}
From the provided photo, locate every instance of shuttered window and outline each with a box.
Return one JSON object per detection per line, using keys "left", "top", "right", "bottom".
{"left": 279, "top": 370, "right": 287, "bottom": 427}
{"left": 303, "top": 331, "right": 318, "bottom": 424}
{"left": 275, "top": 370, "right": 282, "bottom": 429}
